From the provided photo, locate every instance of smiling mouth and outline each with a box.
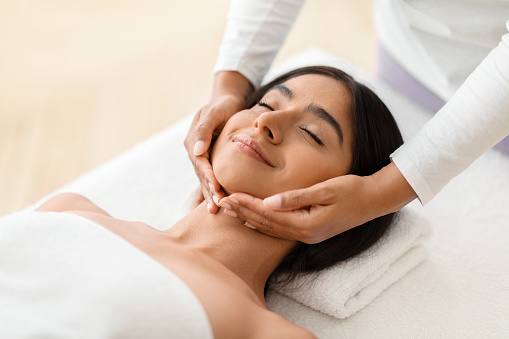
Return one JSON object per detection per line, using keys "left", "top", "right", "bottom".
{"left": 232, "top": 135, "right": 275, "bottom": 167}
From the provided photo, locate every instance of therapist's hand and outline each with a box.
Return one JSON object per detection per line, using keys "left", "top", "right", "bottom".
{"left": 219, "top": 163, "right": 417, "bottom": 243}
{"left": 185, "top": 71, "right": 253, "bottom": 213}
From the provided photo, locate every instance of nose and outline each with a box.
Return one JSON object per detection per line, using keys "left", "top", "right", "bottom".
{"left": 253, "top": 111, "right": 286, "bottom": 144}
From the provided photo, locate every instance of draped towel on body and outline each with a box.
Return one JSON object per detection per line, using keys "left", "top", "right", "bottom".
{"left": 0, "top": 211, "right": 213, "bottom": 339}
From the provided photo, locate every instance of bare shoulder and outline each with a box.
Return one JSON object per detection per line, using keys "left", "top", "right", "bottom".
{"left": 35, "top": 192, "right": 110, "bottom": 216}
{"left": 250, "top": 310, "right": 317, "bottom": 339}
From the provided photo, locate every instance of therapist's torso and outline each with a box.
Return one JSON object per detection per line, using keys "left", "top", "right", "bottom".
{"left": 375, "top": 0, "right": 509, "bottom": 101}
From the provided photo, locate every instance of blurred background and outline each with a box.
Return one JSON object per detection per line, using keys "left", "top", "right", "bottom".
{"left": 0, "top": 0, "right": 375, "bottom": 216}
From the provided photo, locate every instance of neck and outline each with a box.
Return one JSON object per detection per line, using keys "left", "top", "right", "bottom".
{"left": 163, "top": 202, "right": 297, "bottom": 304}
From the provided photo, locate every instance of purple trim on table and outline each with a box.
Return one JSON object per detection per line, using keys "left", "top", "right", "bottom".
{"left": 377, "top": 43, "right": 445, "bottom": 112}
{"left": 377, "top": 43, "right": 509, "bottom": 154}
{"left": 496, "top": 131, "right": 509, "bottom": 154}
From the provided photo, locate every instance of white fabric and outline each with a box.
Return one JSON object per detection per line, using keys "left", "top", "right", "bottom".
{"left": 269, "top": 209, "right": 431, "bottom": 319}
{"left": 213, "top": 0, "right": 509, "bottom": 205}
{"left": 32, "top": 48, "right": 509, "bottom": 337}
{"left": 0, "top": 211, "right": 213, "bottom": 339}
{"left": 375, "top": 0, "right": 509, "bottom": 101}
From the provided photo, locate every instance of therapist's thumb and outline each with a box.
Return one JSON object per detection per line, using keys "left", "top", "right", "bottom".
{"left": 264, "top": 185, "right": 325, "bottom": 211}
{"left": 193, "top": 119, "right": 214, "bottom": 156}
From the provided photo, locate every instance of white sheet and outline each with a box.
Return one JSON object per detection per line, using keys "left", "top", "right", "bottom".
{"left": 0, "top": 211, "right": 213, "bottom": 339}
{"left": 34, "top": 48, "right": 509, "bottom": 338}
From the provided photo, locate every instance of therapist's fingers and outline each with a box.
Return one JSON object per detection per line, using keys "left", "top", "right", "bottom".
{"left": 185, "top": 98, "right": 236, "bottom": 158}
{"left": 185, "top": 109, "right": 205, "bottom": 156}
{"left": 184, "top": 109, "right": 218, "bottom": 196}
{"left": 184, "top": 111, "right": 224, "bottom": 213}
{"left": 184, "top": 108, "right": 214, "bottom": 157}
{"left": 219, "top": 193, "right": 320, "bottom": 242}
{"left": 193, "top": 155, "right": 224, "bottom": 213}
{"left": 192, "top": 114, "right": 216, "bottom": 156}
{"left": 184, "top": 102, "right": 237, "bottom": 213}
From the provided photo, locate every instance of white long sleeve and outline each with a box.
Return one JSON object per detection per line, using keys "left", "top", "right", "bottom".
{"left": 213, "top": 0, "right": 305, "bottom": 88}
{"left": 391, "top": 21, "right": 509, "bottom": 204}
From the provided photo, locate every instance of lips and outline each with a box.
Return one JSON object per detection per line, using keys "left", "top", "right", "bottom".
{"left": 232, "top": 134, "right": 275, "bottom": 167}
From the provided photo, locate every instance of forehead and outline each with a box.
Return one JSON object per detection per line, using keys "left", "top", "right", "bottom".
{"left": 276, "top": 74, "right": 352, "bottom": 118}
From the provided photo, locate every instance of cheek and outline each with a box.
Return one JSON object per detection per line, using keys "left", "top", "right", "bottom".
{"left": 210, "top": 112, "right": 251, "bottom": 165}
{"left": 211, "top": 145, "right": 244, "bottom": 194}
{"left": 222, "top": 109, "right": 257, "bottom": 132}
{"left": 278, "top": 152, "right": 348, "bottom": 191}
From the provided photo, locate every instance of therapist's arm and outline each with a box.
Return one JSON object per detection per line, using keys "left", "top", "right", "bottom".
{"left": 390, "top": 22, "right": 509, "bottom": 204}
{"left": 219, "top": 163, "right": 416, "bottom": 243}
{"left": 219, "top": 22, "right": 509, "bottom": 243}
{"left": 185, "top": 0, "right": 306, "bottom": 212}
{"left": 213, "top": 0, "right": 306, "bottom": 88}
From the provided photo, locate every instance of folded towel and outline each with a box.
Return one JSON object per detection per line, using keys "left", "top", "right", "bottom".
{"left": 268, "top": 209, "right": 432, "bottom": 319}
{"left": 0, "top": 211, "right": 213, "bottom": 339}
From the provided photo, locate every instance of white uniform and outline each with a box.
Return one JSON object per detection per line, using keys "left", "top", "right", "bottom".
{"left": 213, "top": 0, "right": 509, "bottom": 204}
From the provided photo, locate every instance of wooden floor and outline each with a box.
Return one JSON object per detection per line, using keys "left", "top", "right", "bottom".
{"left": 0, "top": 0, "right": 376, "bottom": 216}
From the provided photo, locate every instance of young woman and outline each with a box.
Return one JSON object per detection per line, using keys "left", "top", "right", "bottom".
{"left": 35, "top": 66, "right": 403, "bottom": 338}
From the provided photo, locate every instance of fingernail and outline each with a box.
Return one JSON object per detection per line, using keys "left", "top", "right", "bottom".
{"left": 244, "top": 222, "right": 256, "bottom": 230}
{"left": 229, "top": 196, "right": 239, "bottom": 204}
{"left": 223, "top": 208, "right": 237, "bottom": 218}
{"left": 221, "top": 202, "right": 232, "bottom": 210}
{"left": 209, "top": 182, "right": 216, "bottom": 193}
{"left": 212, "top": 195, "right": 219, "bottom": 206}
{"left": 264, "top": 195, "right": 281, "bottom": 208}
{"left": 207, "top": 202, "right": 212, "bottom": 212}
{"left": 194, "top": 140, "right": 206, "bottom": 155}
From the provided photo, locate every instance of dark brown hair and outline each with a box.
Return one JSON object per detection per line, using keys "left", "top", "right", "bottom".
{"left": 246, "top": 66, "right": 404, "bottom": 294}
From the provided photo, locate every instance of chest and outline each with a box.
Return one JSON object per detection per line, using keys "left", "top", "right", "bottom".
{"left": 112, "top": 225, "right": 269, "bottom": 338}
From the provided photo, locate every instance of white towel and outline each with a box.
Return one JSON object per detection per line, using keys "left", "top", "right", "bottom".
{"left": 269, "top": 209, "right": 431, "bottom": 319}
{"left": 0, "top": 211, "right": 213, "bottom": 339}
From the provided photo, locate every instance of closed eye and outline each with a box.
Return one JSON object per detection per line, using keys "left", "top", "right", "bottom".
{"left": 301, "top": 127, "right": 324, "bottom": 146}
{"left": 258, "top": 100, "right": 324, "bottom": 146}
{"left": 258, "top": 101, "right": 274, "bottom": 110}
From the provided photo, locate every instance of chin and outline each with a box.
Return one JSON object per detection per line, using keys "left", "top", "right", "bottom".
{"left": 212, "top": 161, "right": 276, "bottom": 199}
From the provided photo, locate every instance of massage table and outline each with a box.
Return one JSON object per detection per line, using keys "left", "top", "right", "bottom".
{"left": 17, "top": 48, "right": 509, "bottom": 338}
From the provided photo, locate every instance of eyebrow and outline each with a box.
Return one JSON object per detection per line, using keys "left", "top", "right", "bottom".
{"left": 268, "top": 84, "right": 344, "bottom": 145}
{"left": 272, "top": 84, "right": 293, "bottom": 100}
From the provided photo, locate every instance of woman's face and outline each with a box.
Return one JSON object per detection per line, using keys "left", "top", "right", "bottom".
{"left": 211, "top": 74, "right": 354, "bottom": 199}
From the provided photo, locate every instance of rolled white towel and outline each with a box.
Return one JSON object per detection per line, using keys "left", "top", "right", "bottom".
{"left": 269, "top": 209, "right": 432, "bottom": 319}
